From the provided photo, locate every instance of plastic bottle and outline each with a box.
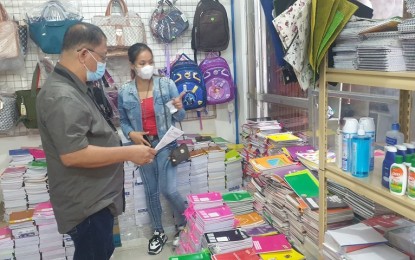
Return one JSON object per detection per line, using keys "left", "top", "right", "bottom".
{"left": 351, "top": 124, "right": 370, "bottom": 178}
{"left": 359, "top": 117, "right": 375, "bottom": 171}
{"left": 389, "top": 155, "right": 407, "bottom": 196}
{"left": 342, "top": 118, "right": 358, "bottom": 172}
{"left": 382, "top": 146, "right": 397, "bottom": 188}
{"left": 395, "top": 144, "right": 407, "bottom": 162}
{"left": 386, "top": 123, "right": 404, "bottom": 145}
{"left": 335, "top": 127, "right": 342, "bottom": 168}
{"left": 407, "top": 158, "right": 415, "bottom": 200}
{"left": 404, "top": 143, "right": 415, "bottom": 156}
{"left": 404, "top": 154, "right": 413, "bottom": 170}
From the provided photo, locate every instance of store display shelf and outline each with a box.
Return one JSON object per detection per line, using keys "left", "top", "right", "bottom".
{"left": 326, "top": 68, "right": 415, "bottom": 90}
{"left": 325, "top": 163, "right": 415, "bottom": 221}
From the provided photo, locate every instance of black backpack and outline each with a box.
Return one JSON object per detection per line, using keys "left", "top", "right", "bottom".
{"left": 191, "top": 0, "right": 230, "bottom": 62}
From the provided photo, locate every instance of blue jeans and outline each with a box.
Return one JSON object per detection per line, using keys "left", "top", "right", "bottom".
{"left": 66, "top": 207, "right": 114, "bottom": 260}
{"left": 139, "top": 140, "right": 186, "bottom": 232}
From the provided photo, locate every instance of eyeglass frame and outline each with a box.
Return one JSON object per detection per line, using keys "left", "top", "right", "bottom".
{"left": 77, "top": 48, "right": 108, "bottom": 63}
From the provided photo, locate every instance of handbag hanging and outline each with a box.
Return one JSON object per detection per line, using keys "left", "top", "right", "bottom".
{"left": 158, "top": 78, "right": 190, "bottom": 166}
{"left": 27, "top": 0, "right": 83, "bottom": 54}
{"left": 16, "top": 63, "right": 42, "bottom": 129}
{"left": 92, "top": 0, "right": 146, "bottom": 55}
{"left": 0, "top": 94, "right": 18, "bottom": 133}
{"left": 0, "top": 3, "right": 20, "bottom": 60}
{"left": 0, "top": 3, "right": 24, "bottom": 72}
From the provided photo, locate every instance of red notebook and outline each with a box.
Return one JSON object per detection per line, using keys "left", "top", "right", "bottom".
{"left": 252, "top": 234, "right": 291, "bottom": 254}
{"left": 212, "top": 248, "right": 260, "bottom": 260}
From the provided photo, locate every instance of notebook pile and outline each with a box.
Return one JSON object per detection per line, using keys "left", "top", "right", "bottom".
{"left": 33, "top": 201, "right": 66, "bottom": 259}
{"left": 189, "top": 149, "right": 209, "bottom": 193}
{"left": 1, "top": 166, "right": 27, "bottom": 220}
{"left": 9, "top": 209, "right": 40, "bottom": 260}
{"left": 202, "top": 229, "right": 252, "bottom": 254}
{"left": 0, "top": 227, "right": 13, "bottom": 260}
{"left": 24, "top": 161, "right": 49, "bottom": 208}
{"left": 204, "top": 146, "right": 226, "bottom": 193}
{"left": 222, "top": 190, "right": 254, "bottom": 215}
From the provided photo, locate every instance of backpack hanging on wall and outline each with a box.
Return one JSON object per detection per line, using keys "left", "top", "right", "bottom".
{"left": 191, "top": 0, "right": 230, "bottom": 62}
{"left": 150, "top": 0, "right": 189, "bottom": 43}
{"left": 199, "top": 53, "right": 235, "bottom": 105}
{"left": 170, "top": 53, "right": 207, "bottom": 111}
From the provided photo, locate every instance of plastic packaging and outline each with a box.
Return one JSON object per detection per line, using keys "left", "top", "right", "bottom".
{"left": 351, "top": 124, "right": 371, "bottom": 178}
{"left": 382, "top": 146, "right": 397, "bottom": 188}
{"left": 359, "top": 117, "right": 375, "bottom": 171}
{"left": 408, "top": 158, "right": 415, "bottom": 200}
{"left": 342, "top": 118, "right": 358, "bottom": 172}
{"left": 389, "top": 155, "right": 407, "bottom": 196}
{"left": 386, "top": 123, "right": 404, "bottom": 145}
{"left": 335, "top": 127, "right": 342, "bottom": 168}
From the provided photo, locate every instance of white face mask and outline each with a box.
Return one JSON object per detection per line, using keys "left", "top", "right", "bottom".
{"left": 136, "top": 65, "right": 154, "bottom": 80}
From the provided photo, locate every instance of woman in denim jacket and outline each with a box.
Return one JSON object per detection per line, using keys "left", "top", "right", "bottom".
{"left": 118, "top": 43, "right": 186, "bottom": 255}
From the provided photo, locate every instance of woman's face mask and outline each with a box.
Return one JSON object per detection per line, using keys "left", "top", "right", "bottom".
{"left": 135, "top": 65, "right": 154, "bottom": 80}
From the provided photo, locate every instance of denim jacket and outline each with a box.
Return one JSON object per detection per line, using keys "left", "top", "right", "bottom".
{"left": 118, "top": 76, "right": 186, "bottom": 141}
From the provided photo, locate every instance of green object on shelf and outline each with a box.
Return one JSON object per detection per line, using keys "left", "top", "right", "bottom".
{"left": 284, "top": 169, "right": 319, "bottom": 198}
{"left": 222, "top": 190, "right": 253, "bottom": 202}
{"left": 169, "top": 249, "right": 211, "bottom": 260}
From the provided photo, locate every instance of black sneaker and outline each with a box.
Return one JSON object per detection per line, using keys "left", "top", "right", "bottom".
{"left": 148, "top": 231, "right": 168, "bottom": 255}
{"left": 172, "top": 226, "right": 185, "bottom": 247}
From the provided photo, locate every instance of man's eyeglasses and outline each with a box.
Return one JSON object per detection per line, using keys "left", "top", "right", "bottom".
{"left": 77, "top": 48, "right": 108, "bottom": 63}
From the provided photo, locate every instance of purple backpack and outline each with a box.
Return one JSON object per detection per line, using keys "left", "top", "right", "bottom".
{"left": 199, "top": 53, "right": 235, "bottom": 105}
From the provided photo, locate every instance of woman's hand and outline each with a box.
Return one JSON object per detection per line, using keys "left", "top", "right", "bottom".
{"left": 172, "top": 92, "right": 186, "bottom": 110}
{"left": 128, "top": 131, "right": 151, "bottom": 146}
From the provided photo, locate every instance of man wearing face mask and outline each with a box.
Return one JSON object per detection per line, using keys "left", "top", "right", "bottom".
{"left": 36, "top": 23, "right": 157, "bottom": 260}
{"left": 118, "top": 43, "right": 187, "bottom": 255}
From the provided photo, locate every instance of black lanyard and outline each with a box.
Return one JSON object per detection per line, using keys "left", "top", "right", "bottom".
{"left": 54, "top": 67, "right": 117, "bottom": 132}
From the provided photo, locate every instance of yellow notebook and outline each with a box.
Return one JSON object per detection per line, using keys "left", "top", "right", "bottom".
{"left": 266, "top": 133, "right": 300, "bottom": 142}
{"left": 260, "top": 248, "right": 305, "bottom": 260}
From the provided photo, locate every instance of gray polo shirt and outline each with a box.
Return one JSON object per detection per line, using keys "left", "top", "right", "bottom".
{"left": 36, "top": 63, "right": 123, "bottom": 234}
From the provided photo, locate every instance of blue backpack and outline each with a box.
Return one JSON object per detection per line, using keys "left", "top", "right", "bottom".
{"left": 170, "top": 53, "right": 207, "bottom": 111}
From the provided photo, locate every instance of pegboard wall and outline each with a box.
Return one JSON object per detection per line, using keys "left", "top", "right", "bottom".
{"left": 0, "top": 0, "right": 234, "bottom": 125}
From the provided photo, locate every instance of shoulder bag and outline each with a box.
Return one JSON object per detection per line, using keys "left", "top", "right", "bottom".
{"left": 158, "top": 78, "right": 189, "bottom": 166}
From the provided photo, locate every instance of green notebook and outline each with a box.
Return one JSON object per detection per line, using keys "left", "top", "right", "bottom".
{"left": 222, "top": 191, "right": 253, "bottom": 202}
{"left": 169, "top": 249, "right": 211, "bottom": 260}
{"left": 284, "top": 169, "right": 319, "bottom": 198}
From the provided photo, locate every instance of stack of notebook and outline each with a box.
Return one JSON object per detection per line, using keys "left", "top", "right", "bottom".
{"left": 224, "top": 150, "right": 243, "bottom": 191}
{"left": 398, "top": 18, "right": 415, "bottom": 70}
{"left": 252, "top": 234, "right": 292, "bottom": 254}
{"left": 24, "top": 161, "right": 49, "bottom": 208}
{"left": 204, "top": 146, "right": 226, "bottom": 193}
{"left": 34, "top": 202, "right": 66, "bottom": 259}
{"left": 234, "top": 211, "right": 265, "bottom": 229}
{"left": 249, "top": 153, "right": 295, "bottom": 176}
{"left": 9, "top": 209, "right": 40, "bottom": 260}
{"left": 357, "top": 32, "right": 406, "bottom": 71}
{"left": 8, "top": 149, "right": 34, "bottom": 166}
{"left": 222, "top": 190, "right": 254, "bottom": 215}
{"left": 323, "top": 223, "right": 389, "bottom": 259}
{"left": 189, "top": 149, "right": 209, "bottom": 193}
{"left": 176, "top": 161, "right": 192, "bottom": 200}
{"left": 187, "top": 192, "right": 223, "bottom": 211}
{"left": 202, "top": 229, "right": 252, "bottom": 254}
{"left": 0, "top": 227, "right": 14, "bottom": 260}
{"left": 63, "top": 234, "right": 75, "bottom": 259}
{"left": 194, "top": 205, "right": 235, "bottom": 233}
{"left": 212, "top": 247, "right": 260, "bottom": 260}
{"left": 1, "top": 166, "right": 27, "bottom": 220}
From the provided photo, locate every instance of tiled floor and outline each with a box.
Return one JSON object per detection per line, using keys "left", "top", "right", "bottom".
{"left": 112, "top": 237, "right": 177, "bottom": 260}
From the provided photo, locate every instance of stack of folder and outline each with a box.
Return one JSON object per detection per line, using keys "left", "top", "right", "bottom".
{"left": 176, "top": 161, "right": 191, "bottom": 201}
{"left": 224, "top": 150, "right": 243, "bottom": 192}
